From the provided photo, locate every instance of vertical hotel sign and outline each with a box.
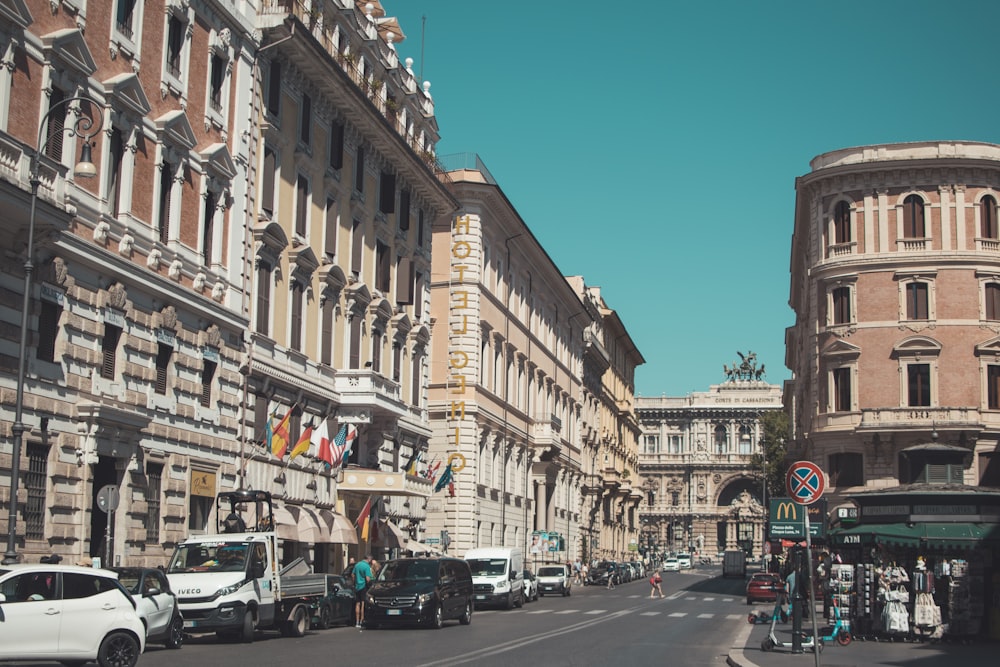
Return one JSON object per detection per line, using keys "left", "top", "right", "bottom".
{"left": 448, "top": 215, "right": 475, "bottom": 478}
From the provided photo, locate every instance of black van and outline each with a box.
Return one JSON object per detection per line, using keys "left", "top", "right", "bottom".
{"left": 364, "top": 558, "right": 474, "bottom": 629}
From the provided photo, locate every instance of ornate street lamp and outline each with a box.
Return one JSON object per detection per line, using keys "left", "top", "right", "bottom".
{"left": 3, "top": 96, "right": 101, "bottom": 565}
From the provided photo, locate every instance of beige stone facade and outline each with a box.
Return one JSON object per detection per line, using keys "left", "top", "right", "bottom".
{"left": 637, "top": 376, "right": 783, "bottom": 560}
{"left": 786, "top": 141, "right": 1000, "bottom": 504}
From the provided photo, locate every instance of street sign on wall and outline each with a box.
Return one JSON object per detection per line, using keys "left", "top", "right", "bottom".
{"left": 768, "top": 498, "right": 827, "bottom": 539}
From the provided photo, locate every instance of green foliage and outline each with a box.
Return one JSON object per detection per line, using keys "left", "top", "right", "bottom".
{"left": 749, "top": 410, "right": 790, "bottom": 499}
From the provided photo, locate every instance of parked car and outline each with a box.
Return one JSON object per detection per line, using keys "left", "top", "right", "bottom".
{"left": 112, "top": 566, "right": 184, "bottom": 649}
{"left": 536, "top": 564, "right": 572, "bottom": 597}
{"left": 746, "top": 572, "right": 784, "bottom": 605}
{"left": 676, "top": 553, "right": 692, "bottom": 569}
{"left": 663, "top": 557, "right": 680, "bottom": 572}
{"left": 365, "top": 557, "right": 473, "bottom": 629}
{"left": 0, "top": 563, "right": 146, "bottom": 667}
{"left": 311, "top": 574, "right": 356, "bottom": 628}
{"left": 522, "top": 569, "right": 538, "bottom": 602}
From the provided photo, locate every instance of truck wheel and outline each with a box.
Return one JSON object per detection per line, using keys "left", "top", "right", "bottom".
{"left": 281, "top": 606, "right": 308, "bottom": 638}
{"left": 515, "top": 590, "right": 523, "bottom": 608}
{"left": 506, "top": 592, "right": 514, "bottom": 610}
{"left": 240, "top": 610, "right": 256, "bottom": 643}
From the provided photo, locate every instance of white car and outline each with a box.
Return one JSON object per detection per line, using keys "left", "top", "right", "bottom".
{"left": 0, "top": 563, "right": 146, "bottom": 667}
{"left": 112, "top": 566, "right": 184, "bottom": 648}
{"left": 677, "top": 553, "right": 692, "bottom": 569}
{"left": 523, "top": 569, "right": 539, "bottom": 602}
{"left": 663, "top": 557, "right": 680, "bottom": 572}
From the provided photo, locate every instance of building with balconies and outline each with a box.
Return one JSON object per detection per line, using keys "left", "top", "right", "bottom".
{"left": 427, "top": 154, "right": 592, "bottom": 562}
{"left": 637, "top": 364, "right": 782, "bottom": 560}
{"left": 248, "top": 1, "right": 455, "bottom": 570}
{"left": 0, "top": 0, "right": 257, "bottom": 565}
{"left": 786, "top": 141, "right": 1000, "bottom": 504}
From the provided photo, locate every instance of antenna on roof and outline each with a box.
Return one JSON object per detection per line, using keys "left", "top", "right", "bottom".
{"left": 420, "top": 14, "right": 426, "bottom": 83}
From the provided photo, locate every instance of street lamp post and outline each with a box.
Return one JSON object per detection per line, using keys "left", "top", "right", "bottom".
{"left": 3, "top": 96, "right": 100, "bottom": 565}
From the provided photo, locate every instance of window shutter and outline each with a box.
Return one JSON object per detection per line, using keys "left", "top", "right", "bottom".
{"left": 155, "top": 343, "right": 172, "bottom": 395}
{"left": 45, "top": 88, "right": 65, "bottom": 161}
{"left": 379, "top": 171, "right": 396, "bottom": 214}
{"left": 296, "top": 175, "right": 308, "bottom": 237}
{"left": 321, "top": 299, "right": 334, "bottom": 366}
{"left": 329, "top": 120, "right": 344, "bottom": 170}
{"left": 396, "top": 257, "right": 412, "bottom": 304}
{"left": 267, "top": 61, "right": 281, "bottom": 115}
{"left": 201, "top": 360, "right": 216, "bottom": 407}
{"left": 159, "top": 164, "right": 172, "bottom": 244}
{"left": 325, "top": 198, "right": 337, "bottom": 257}
{"left": 101, "top": 324, "right": 121, "bottom": 380}
{"left": 351, "top": 219, "right": 363, "bottom": 275}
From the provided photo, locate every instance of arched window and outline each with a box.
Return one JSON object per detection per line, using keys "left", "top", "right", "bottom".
{"left": 714, "top": 425, "right": 727, "bottom": 453}
{"left": 982, "top": 195, "right": 998, "bottom": 239}
{"left": 903, "top": 194, "right": 925, "bottom": 238}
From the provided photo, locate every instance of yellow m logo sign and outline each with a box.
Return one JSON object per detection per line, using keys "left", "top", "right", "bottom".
{"left": 776, "top": 502, "right": 798, "bottom": 521}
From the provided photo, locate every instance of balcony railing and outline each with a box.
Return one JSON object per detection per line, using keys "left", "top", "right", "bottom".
{"left": 858, "top": 406, "right": 981, "bottom": 431}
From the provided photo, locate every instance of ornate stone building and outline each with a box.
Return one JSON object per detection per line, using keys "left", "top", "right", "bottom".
{"left": 637, "top": 358, "right": 782, "bottom": 560}
{"left": 786, "top": 141, "right": 1000, "bottom": 502}
{"left": 0, "top": 0, "right": 257, "bottom": 565}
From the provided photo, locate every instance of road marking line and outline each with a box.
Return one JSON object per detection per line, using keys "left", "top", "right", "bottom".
{"left": 685, "top": 596, "right": 697, "bottom": 600}
{"left": 639, "top": 612, "right": 661, "bottom": 616}
{"left": 704, "top": 597, "right": 716, "bottom": 601}
{"left": 722, "top": 598, "right": 735, "bottom": 602}
{"left": 585, "top": 610, "right": 605, "bottom": 615}
{"left": 526, "top": 609, "right": 553, "bottom": 614}
{"left": 555, "top": 610, "right": 579, "bottom": 614}
{"left": 697, "top": 613, "right": 714, "bottom": 619}
{"left": 726, "top": 614, "right": 745, "bottom": 620}
{"left": 666, "top": 591, "right": 684, "bottom": 600}
{"left": 669, "top": 612, "right": 687, "bottom": 617}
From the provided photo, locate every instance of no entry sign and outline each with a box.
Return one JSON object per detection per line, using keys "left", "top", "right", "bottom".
{"left": 785, "top": 460, "right": 826, "bottom": 505}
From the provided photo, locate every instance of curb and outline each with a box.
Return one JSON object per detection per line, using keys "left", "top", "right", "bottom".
{"left": 727, "top": 618, "right": 761, "bottom": 667}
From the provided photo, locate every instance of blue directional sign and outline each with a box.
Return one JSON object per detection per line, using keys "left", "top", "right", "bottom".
{"left": 785, "top": 461, "right": 826, "bottom": 505}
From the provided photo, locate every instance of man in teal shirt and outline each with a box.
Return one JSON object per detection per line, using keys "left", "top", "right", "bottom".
{"left": 354, "top": 555, "right": 373, "bottom": 628}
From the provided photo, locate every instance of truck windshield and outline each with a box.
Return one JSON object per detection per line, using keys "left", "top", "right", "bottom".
{"left": 538, "top": 566, "right": 564, "bottom": 577}
{"left": 467, "top": 558, "right": 506, "bottom": 576}
{"left": 168, "top": 542, "right": 249, "bottom": 574}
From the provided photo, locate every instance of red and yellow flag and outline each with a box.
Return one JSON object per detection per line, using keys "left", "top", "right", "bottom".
{"left": 270, "top": 409, "right": 292, "bottom": 458}
{"left": 289, "top": 424, "right": 313, "bottom": 460}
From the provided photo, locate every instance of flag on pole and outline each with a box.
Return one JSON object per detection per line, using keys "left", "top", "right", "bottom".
{"left": 339, "top": 425, "right": 359, "bottom": 467}
{"left": 269, "top": 408, "right": 292, "bottom": 458}
{"left": 311, "top": 419, "right": 332, "bottom": 465}
{"left": 355, "top": 496, "right": 373, "bottom": 541}
{"left": 289, "top": 423, "right": 313, "bottom": 460}
{"left": 405, "top": 449, "right": 421, "bottom": 475}
{"left": 263, "top": 415, "right": 273, "bottom": 452}
{"left": 330, "top": 423, "right": 358, "bottom": 465}
{"left": 434, "top": 463, "right": 454, "bottom": 493}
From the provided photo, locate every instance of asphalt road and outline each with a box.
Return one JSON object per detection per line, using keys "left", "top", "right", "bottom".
{"left": 132, "top": 566, "right": 751, "bottom": 667}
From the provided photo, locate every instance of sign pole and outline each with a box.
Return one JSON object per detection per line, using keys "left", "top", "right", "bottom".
{"left": 804, "top": 510, "right": 820, "bottom": 667}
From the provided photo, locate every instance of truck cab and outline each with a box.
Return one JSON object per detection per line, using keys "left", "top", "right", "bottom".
{"left": 464, "top": 547, "right": 524, "bottom": 609}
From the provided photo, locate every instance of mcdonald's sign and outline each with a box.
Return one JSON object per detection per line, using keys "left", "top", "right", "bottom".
{"left": 768, "top": 498, "right": 826, "bottom": 540}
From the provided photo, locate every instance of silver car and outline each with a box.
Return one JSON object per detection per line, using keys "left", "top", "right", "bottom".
{"left": 112, "top": 567, "right": 184, "bottom": 649}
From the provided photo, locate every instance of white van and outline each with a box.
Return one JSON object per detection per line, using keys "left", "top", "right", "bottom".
{"left": 464, "top": 547, "right": 524, "bottom": 609}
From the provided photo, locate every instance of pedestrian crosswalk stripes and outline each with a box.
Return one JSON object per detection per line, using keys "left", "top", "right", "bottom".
{"left": 697, "top": 613, "right": 714, "bottom": 619}
{"left": 585, "top": 610, "right": 605, "bottom": 614}
{"left": 669, "top": 612, "right": 686, "bottom": 617}
{"left": 639, "top": 612, "right": 661, "bottom": 616}
{"left": 555, "top": 610, "right": 579, "bottom": 614}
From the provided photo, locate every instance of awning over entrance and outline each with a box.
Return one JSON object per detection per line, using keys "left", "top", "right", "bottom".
{"left": 319, "top": 509, "right": 359, "bottom": 545}
{"left": 406, "top": 539, "right": 442, "bottom": 555}
{"left": 375, "top": 520, "right": 407, "bottom": 549}
{"left": 272, "top": 505, "right": 298, "bottom": 541}
{"left": 831, "top": 522, "right": 1000, "bottom": 549}
{"left": 273, "top": 503, "right": 328, "bottom": 543}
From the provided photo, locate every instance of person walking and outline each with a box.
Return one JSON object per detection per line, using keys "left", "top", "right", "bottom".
{"left": 649, "top": 569, "right": 664, "bottom": 599}
{"left": 353, "top": 555, "right": 373, "bottom": 629}
{"left": 606, "top": 563, "right": 616, "bottom": 590}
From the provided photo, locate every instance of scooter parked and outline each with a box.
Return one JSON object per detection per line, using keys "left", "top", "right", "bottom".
{"left": 819, "top": 604, "right": 852, "bottom": 646}
{"left": 760, "top": 599, "right": 823, "bottom": 653}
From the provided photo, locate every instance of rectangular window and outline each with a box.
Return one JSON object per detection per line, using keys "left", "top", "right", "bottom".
{"left": 833, "top": 367, "right": 851, "bottom": 412}
{"left": 295, "top": 175, "right": 309, "bottom": 237}
{"left": 256, "top": 262, "right": 271, "bottom": 336}
{"left": 349, "top": 315, "right": 361, "bottom": 369}
{"left": 371, "top": 331, "right": 382, "bottom": 374}
{"left": 209, "top": 55, "right": 224, "bottom": 112}
{"left": 155, "top": 343, "right": 172, "bottom": 395}
{"left": 44, "top": 87, "right": 65, "bottom": 161}
{"left": 324, "top": 198, "right": 337, "bottom": 257}
{"left": 413, "top": 271, "right": 422, "bottom": 319}
{"left": 906, "top": 283, "right": 928, "bottom": 320}
{"left": 329, "top": 119, "right": 344, "bottom": 170}
{"left": 36, "top": 300, "right": 61, "bottom": 363}
{"left": 158, "top": 163, "right": 172, "bottom": 244}
{"left": 396, "top": 257, "right": 413, "bottom": 304}
{"left": 261, "top": 146, "right": 276, "bottom": 217}
{"left": 145, "top": 463, "right": 163, "bottom": 543}
{"left": 411, "top": 354, "right": 421, "bottom": 406}
{"left": 834, "top": 201, "right": 851, "bottom": 245}
{"left": 299, "top": 93, "right": 311, "bottom": 145}
{"left": 989, "top": 365, "right": 1000, "bottom": 410}
{"left": 392, "top": 342, "right": 401, "bottom": 382}
{"left": 376, "top": 240, "right": 390, "bottom": 292}
{"left": 166, "top": 16, "right": 183, "bottom": 77}
{"left": 108, "top": 128, "right": 124, "bottom": 217}
{"left": 202, "top": 190, "right": 216, "bottom": 266}
{"left": 354, "top": 144, "right": 365, "bottom": 193}
{"left": 987, "top": 283, "right": 1000, "bottom": 320}
{"left": 832, "top": 286, "right": 851, "bottom": 325}
{"left": 417, "top": 210, "right": 425, "bottom": 247}
{"left": 267, "top": 60, "right": 281, "bottom": 116}
{"left": 200, "top": 359, "right": 216, "bottom": 408}
{"left": 101, "top": 323, "right": 122, "bottom": 380}
{"left": 351, "top": 219, "right": 363, "bottom": 277}
{"left": 116, "top": 0, "right": 136, "bottom": 38}
{"left": 24, "top": 443, "right": 49, "bottom": 540}
{"left": 379, "top": 170, "right": 395, "bottom": 214}
{"left": 907, "top": 363, "right": 931, "bottom": 407}
{"left": 399, "top": 189, "right": 410, "bottom": 231}
{"left": 321, "top": 298, "right": 334, "bottom": 366}
{"left": 903, "top": 196, "right": 925, "bottom": 238}
{"left": 290, "top": 283, "right": 303, "bottom": 351}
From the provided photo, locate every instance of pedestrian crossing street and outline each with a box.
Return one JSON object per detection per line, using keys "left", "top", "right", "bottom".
{"left": 504, "top": 595, "right": 746, "bottom": 620}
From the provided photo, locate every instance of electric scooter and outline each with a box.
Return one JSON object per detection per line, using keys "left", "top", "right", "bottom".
{"left": 819, "top": 604, "right": 852, "bottom": 646}
{"left": 760, "top": 599, "right": 823, "bottom": 653}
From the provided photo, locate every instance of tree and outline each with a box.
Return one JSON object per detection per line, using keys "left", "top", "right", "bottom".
{"left": 750, "top": 410, "right": 790, "bottom": 502}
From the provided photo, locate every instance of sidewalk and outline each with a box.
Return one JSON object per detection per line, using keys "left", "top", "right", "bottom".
{"left": 728, "top": 616, "right": 999, "bottom": 667}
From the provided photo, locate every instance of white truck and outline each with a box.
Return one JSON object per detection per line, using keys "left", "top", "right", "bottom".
{"left": 166, "top": 489, "right": 328, "bottom": 642}
{"left": 464, "top": 546, "right": 525, "bottom": 609}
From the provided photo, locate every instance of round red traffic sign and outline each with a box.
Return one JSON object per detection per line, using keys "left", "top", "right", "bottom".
{"left": 785, "top": 460, "right": 826, "bottom": 505}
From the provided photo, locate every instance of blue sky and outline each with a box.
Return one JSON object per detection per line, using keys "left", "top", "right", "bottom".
{"left": 390, "top": 1, "right": 1000, "bottom": 396}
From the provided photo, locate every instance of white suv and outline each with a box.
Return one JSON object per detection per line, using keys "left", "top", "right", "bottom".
{"left": 0, "top": 563, "right": 146, "bottom": 666}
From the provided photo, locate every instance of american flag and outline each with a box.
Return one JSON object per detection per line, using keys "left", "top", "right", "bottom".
{"left": 330, "top": 424, "right": 358, "bottom": 467}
